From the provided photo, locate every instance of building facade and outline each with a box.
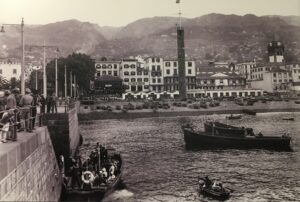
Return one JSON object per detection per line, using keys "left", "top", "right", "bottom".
{"left": 0, "top": 60, "right": 21, "bottom": 81}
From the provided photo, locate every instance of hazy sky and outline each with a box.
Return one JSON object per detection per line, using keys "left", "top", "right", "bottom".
{"left": 0, "top": 0, "right": 299, "bottom": 26}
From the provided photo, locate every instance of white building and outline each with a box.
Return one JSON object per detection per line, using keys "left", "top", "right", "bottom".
{"left": 0, "top": 60, "right": 21, "bottom": 81}
{"left": 145, "top": 57, "right": 164, "bottom": 92}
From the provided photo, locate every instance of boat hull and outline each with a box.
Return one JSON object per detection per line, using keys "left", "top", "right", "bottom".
{"left": 184, "top": 129, "right": 292, "bottom": 151}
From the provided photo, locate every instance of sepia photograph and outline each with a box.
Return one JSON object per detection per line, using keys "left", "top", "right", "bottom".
{"left": 0, "top": 0, "right": 299, "bottom": 201}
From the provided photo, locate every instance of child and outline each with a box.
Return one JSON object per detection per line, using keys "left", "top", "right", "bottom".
{"left": 0, "top": 109, "right": 14, "bottom": 143}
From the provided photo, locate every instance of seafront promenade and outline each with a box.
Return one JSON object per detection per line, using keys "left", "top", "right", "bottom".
{"left": 78, "top": 100, "right": 300, "bottom": 120}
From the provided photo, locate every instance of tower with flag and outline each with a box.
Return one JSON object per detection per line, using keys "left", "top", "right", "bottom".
{"left": 176, "top": 0, "right": 186, "bottom": 99}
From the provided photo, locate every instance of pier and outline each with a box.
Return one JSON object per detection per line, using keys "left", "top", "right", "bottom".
{"left": 0, "top": 101, "right": 81, "bottom": 201}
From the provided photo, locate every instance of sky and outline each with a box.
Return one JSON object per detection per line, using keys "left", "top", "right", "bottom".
{"left": 0, "top": 0, "right": 299, "bottom": 27}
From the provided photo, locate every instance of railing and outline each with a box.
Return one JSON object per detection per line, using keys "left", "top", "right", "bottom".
{"left": 0, "top": 99, "right": 78, "bottom": 143}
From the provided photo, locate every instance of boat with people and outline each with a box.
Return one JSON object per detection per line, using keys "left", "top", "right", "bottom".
{"left": 226, "top": 114, "right": 242, "bottom": 120}
{"left": 60, "top": 144, "right": 123, "bottom": 201}
{"left": 198, "top": 176, "right": 231, "bottom": 200}
{"left": 183, "top": 121, "right": 292, "bottom": 151}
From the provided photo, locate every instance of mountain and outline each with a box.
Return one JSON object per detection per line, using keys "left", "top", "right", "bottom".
{"left": 0, "top": 19, "right": 107, "bottom": 59}
{"left": 114, "top": 16, "right": 187, "bottom": 39}
{"left": 93, "top": 14, "right": 300, "bottom": 62}
{"left": 1, "top": 14, "right": 300, "bottom": 63}
{"left": 268, "top": 15, "right": 300, "bottom": 27}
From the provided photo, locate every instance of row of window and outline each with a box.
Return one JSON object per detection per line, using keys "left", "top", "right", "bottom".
{"left": 124, "top": 78, "right": 149, "bottom": 82}
{"left": 0, "top": 69, "right": 17, "bottom": 74}
{"left": 273, "top": 79, "right": 292, "bottom": 83}
{"left": 96, "top": 64, "right": 118, "bottom": 69}
{"left": 96, "top": 71, "right": 118, "bottom": 76}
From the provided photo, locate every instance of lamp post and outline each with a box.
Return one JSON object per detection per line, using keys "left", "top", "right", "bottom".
{"left": 29, "top": 44, "right": 59, "bottom": 97}
{"left": 1, "top": 18, "right": 25, "bottom": 95}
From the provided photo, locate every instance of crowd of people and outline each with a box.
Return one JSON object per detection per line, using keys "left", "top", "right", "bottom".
{"left": 65, "top": 143, "right": 120, "bottom": 189}
{"left": 0, "top": 87, "right": 59, "bottom": 143}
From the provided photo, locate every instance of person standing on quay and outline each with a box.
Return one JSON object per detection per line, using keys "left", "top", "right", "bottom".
{"left": 51, "top": 92, "right": 57, "bottom": 113}
{"left": 14, "top": 88, "right": 22, "bottom": 131}
{"left": 46, "top": 95, "right": 52, "bottom": 113}
{"left": 19, "top": 88, "right": 33, "bottom": 132}
{"left": 31, "top": 89, "right": 40, "bottom": 129}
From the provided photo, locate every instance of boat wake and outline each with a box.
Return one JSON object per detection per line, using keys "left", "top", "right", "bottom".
{"left": 103, "top": 189, "right": 134, "bottom": 201}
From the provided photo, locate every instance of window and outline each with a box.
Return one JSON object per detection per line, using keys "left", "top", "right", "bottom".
{"left": 144, "top": 85, "right": 149, "bottom": 89}
{"left": 97, "top": 72, "right": 100, "bottom": 77}
{"left": 152, "top": 66, "right": 155, "bottom": 71}
{"left": 108, "top": 65, "right": 112, "bottom": 69}
{"left": 137, "top": 71, "right": 142, "bottom": 75}
{"left": 188, "top": 62, "right": 192, "bottom": 67}
{"left": 114, "top": 71, "right": 118, "bottom": 76}
{"left": 273, "top": 79, "right": 277, "bottom": 83}
{"left": 102, "top": 64, "right": 106, "bottom": 69}
{"left": 131, "top": 64, "right": 135, "bottom": 69}
{"left": 152, "top": 78, "right": 156, "bottom": 83}
{"left": 144, "top": 71, "right": 148, "bottom": 75}
{"left": 102, "top": 71, "right": 106, "bottom": 75}
{"left": 108, "top": 71, "right": 112, "bottom": 75}
{"left": 144, "top": 78, "right": 148, "bottom": 82}
{"left": 166, "top": 69, "right": 170, "bottom": 75}
{"left": 152, "top": 58, "right": 155, "bottom": 63}
{"left": 165, "top": 62, "right": 170, "bottom": 67}
{"left": 220, "top": 79, "right": 223, "bottom": 84}
{"left": 130, "top": 71, "right": 136, "bottom": 75}
{"left": 173, "top": 62, "right": 177, "bottom": 67}
{"left": 158, "top": 78, "right": 161, "bottom": 83}
{"left": 188, "top": 69, "right": 192, "bottom": 74}
{"left": 124, "top": 65, "right": 129, "bottom": 69}
{"left": 137, "top": 78, "right": 142, "bottom": 82}
{"left": 131, "top": 78, "right": 136, "bottom": 82}
{"left": 174, "top": 69, "right": 177, "bottom": 75}
{"left": 114, "top": 64, "right": 117, "bottom": 69}
{"left": 157, "top": 65, "right": 161, "bottom": 71}
{"left": 124, "top": 71, "right": 129, "bottom": 75}
{"left": 124, "top": 78, "right": 129, "bottom": 82}
{"left": 156, "top": 58, "right": 160, "bottom": 62}
{"left": 13, "top": 69, "right": 17, "bottom": 74}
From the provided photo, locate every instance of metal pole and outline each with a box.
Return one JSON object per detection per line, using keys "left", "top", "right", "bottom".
{"left": 55, "top": 51, "right": 58, "bottom": 97}
{"left": 21, "top": 18, "right": 25, "bottom": 95}
{"left": 43, "top": 42, "right": 47, "bottom": 97}
{"left": 64, "top": 64, "right": 67, "bottom": 97}
{"left": 74, "top": 74, "right": 76, "bottom": 98}
{"left": 35, "top": 70, "right": 38, "bottom": 90}
{"left": 70, "top": 71, "right": 72, "bottom": 98}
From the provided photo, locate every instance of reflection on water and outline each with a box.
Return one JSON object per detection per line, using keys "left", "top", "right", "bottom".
{"left": 79, "top": 112, "right": 300, "bottom": 202}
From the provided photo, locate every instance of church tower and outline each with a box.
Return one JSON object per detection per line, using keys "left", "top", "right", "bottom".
{"left": 268, "top": 41, "right": 284, "bottom": 63}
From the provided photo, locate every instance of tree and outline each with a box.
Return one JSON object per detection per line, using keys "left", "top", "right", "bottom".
{"left": 44, "top": 52, "right": 95, "bottom": 97}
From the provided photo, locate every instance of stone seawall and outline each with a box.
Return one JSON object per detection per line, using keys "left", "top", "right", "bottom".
{"left": 0, "top": 127, "right": 62, "bottom": 201}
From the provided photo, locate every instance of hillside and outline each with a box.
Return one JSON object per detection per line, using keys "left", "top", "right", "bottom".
{"left": 1, "top": 14, "right": 300, "bottom": 63}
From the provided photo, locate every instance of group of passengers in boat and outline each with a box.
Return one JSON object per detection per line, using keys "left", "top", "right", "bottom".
{"left": 200, "top": 176, "right": 225, "bottom": 192}
{"left": 65, "top": 143, "right": 120, "bottom": 189}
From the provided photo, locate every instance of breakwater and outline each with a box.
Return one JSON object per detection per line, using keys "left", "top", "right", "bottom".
{"left": 78, "top": 107, "right": 300, "bottom": 121}
{"left": 0, "top": 101, "right": 81, "bottom": 201}
{"left": 0, "top": 128, "right": 62, "bottom": 201}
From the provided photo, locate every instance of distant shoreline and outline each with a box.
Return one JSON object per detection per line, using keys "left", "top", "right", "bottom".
{"left": 78, "top": 107, "right": 300, "bottom": 121}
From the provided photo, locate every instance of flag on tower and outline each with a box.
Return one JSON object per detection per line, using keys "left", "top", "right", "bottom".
{"left": 176, "top": 0, "right": 180, "bottom": 3}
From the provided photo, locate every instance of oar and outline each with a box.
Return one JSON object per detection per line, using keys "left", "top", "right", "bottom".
{"left": 225, "top": 187, "right": 235, "bottom": 193}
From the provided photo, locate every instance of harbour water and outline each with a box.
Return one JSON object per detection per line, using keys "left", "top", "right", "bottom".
{"left": 79, "top": 112, "right": 300, "bottom": 202}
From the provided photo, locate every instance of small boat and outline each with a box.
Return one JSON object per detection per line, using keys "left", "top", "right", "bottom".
{"left": 61, "top": 146, "right": 123, "bottom": 201}
{"left": 242, "top": 109, "right": 256, "bottom": 115}
{"left": 226, "top": 114, "right": 242, "bottom": 120}
{"left": 295, "top": 100, "right": 300, "bottom": 104}
{"left": 282, "top": 117, "right": 295, "bottom": 121}
{"left": 198, "top": 177, "right": 231, "bottom": 200}
{"left": 183, "top": 122, "right": 292, "bottom": 151}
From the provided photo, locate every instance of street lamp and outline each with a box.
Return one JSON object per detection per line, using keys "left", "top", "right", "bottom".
{"left": 29, "top": 43, "right": 59, "bottom": 97}
{"left": 1, "top": 18, "right": 25, "bottom": 95}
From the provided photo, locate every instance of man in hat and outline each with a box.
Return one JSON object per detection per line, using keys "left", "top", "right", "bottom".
{"left": 19, "top": 88, "right": 33, "bottom": 132}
